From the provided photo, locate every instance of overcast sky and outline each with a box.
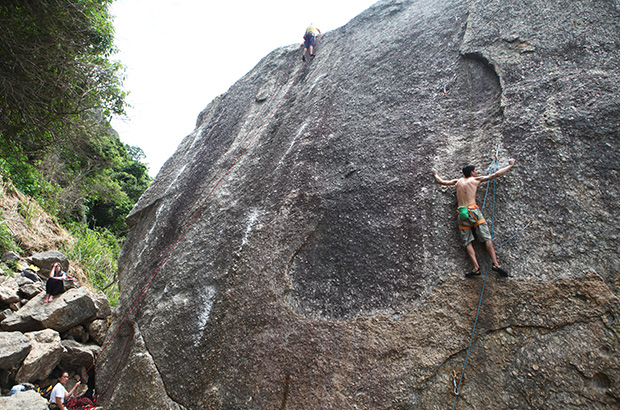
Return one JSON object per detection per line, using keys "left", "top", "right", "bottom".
{"left": 110, "top": 0, "right": 378, "bottom": 176}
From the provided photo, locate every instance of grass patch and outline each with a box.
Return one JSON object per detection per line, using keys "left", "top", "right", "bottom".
{"left": 62, "top": 223, "right": 120, "bottom": 306}
{"left": 0, "top": 212, "right": 21, "bottom": 255}
{"left": 17, "top": 199, "right": 38, "bottom": 226}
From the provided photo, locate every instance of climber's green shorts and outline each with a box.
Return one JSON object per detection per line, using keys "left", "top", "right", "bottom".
{"left": 458, "top": 207, "right": 492, "bottom": 246}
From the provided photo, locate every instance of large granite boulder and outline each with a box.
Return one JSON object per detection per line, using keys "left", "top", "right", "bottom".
{"left": 87, "top": 319, "right": 109, "bottom": 346}
{"left": 63, "top": 325, "right": 89, "bottom": 343}
{"left": 60, "top": 340, "right": 100, "bottom": 369}
{"left": 98, "top": 0, "right": 620, "bottom": 408}
{"left": 0, "top": 389, "right": 48, "bottom": 410}
{"left": 0, "top": 332, "right": 31, "bottom": 369}
{"left": 15, "top": 329, "right": 62, "bottom": 383}
{"left": 1, "top": 251, "right": 20, "bottom": 264}
{"left": 103, "top": 322, "right": 184, "bottom": 409}
{"left": 0, "top": 277, "right": 19, "bottom": 305}
{"left": 18, "top": 282, "right": 44, "bottom": 300}
{"left": 1, "top": 287, "right": 98, "bottom": 333}
{"left": 91, "top": 291, "right": 111, "bottom": 320}
{"left": 27, "top": 251, "right": 69, "bottom": 277}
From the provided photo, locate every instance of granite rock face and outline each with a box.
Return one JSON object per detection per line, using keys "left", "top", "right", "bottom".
{"left": 1, "top": 287, "right": 100, "bottom": 333}
{"left": 99, "top": 0, "right": 620, "bottom": 408}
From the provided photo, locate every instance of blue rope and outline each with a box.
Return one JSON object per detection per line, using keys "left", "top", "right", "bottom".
{"left": 480, "top": 157, "right": 497, "bottom": 213}
{"left": 483, "top": 156, "right": 531, "bottom": 249}
{"left": 496, "top": 221, "right": 532, "bottom": 248}
{"left": 451, "top": 159, "right": 498, "bottom": 410}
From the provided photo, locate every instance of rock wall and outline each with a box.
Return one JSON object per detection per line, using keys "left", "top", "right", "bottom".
{"left": 99, "top": 0, "right": 620, "bottom": 408}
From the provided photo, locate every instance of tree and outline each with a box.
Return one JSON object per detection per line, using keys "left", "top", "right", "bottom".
{"left": 0, "top": 0, "right": 126, "bottom": 153}
{"left": 0, "top": 0, "right": 151, "bottom": 237}
{"left": 83, "top": 137, "right": 152, "bottom": 235}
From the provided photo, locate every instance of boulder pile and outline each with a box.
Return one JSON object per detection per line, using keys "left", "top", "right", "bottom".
{"left": 0, "top": 249, "right": 110, "bottom": 407}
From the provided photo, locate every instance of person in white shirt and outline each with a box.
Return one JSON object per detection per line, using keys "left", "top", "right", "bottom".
{"left": 49, "top": 372, "right": 80, "bottom": 410}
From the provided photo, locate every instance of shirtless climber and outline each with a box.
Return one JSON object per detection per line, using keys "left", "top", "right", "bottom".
{"left": 432, "top": 159, "right": 515, "bottom": 277}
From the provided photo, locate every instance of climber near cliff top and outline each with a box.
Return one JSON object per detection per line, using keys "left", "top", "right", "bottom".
{"left": 302, "top": 23, "right": 321, "bottom": 62}
{"left": 432, "top": 159, "right": 515, "bottom": 277}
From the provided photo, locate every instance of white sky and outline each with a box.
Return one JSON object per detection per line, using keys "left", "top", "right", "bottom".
{"left": 110, "top": 0, "right": 378, "bottom": 176}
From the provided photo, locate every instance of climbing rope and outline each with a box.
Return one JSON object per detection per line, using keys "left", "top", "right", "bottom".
{"left": 78, "top": 37, "right": 323, "bottom": 389}
{"left": 451, "top": 151, "right": 533, "bottom": 407}
{"left": 480, "top": 147, "right": 499, "bottom": 212}
{"left": 450, "top": 156, "right": 499, "bottom": 409}
{"left": 496, "top": 220, "right": 532, "bottom": 248}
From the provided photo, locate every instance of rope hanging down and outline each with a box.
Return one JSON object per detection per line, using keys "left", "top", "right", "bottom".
{"left": 450, "top": 151, "right": 531, "bottom": 408}
{"left": 78, "top": 39, "right": 321, "bottom": 388}
{"left": 451, "top": 155, "right": 499, "bottom": 410}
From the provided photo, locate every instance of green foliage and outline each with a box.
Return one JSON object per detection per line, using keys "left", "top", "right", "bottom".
{"left": 0, "top": 0, "right": 149, "bottom": 236}
{"left": 17, "top": 200, "right": 38, "bottom": 226}
{"left": 0, "top": 0, "right": 150, "bottom": 307}
{"left": 79, "top": 135, "right": 151, "bottom": 235}
{"left": 62, "top": 223, "right": 119, "bottom": 306}
{"left": 0, "top": 150, "right": 47, "bottom": 198}
{"left": 0, "top": 212, "right": 20, "bottom": 254}
{"left": 0, "top": 0, "right": 126, "bottom": 151}
{"left": 0, "top": 132, "right": 151, "bottom": 236}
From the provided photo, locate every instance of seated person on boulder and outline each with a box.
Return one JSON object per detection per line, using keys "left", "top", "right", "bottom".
{"left": 44, "top": 262, "right": 74, "bottom": 303}
{"left": 432, "top": 159, "right": 515, "bottom": 277}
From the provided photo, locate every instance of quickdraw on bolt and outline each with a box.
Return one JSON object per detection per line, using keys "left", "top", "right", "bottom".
{"left": 451, "top": 369, "right": 462, "bottom": 396}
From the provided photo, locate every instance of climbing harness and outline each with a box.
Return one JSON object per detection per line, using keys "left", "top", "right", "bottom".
{"left": 78, "top": 38, "right": 322, "bottom": 394}
{"left": 457, "top": 204, "right": 486, "bottom": 229}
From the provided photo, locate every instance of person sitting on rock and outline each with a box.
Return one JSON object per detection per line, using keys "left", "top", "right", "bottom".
{"left": 302, "top": 23, "right": 321, "bottom": 62}
{"left": 44, "top": 262, "right": 73, "bottom": 303}
{"left": 432, "top": 159, "right": 515, "bottom": 277}
{"left": 49, "top": 372, "right": 80, "bottom": 410}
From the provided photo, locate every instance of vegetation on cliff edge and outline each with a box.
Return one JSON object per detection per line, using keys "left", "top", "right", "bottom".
{"left": 0, "top": 0, "right": 150, "bottom": 303}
